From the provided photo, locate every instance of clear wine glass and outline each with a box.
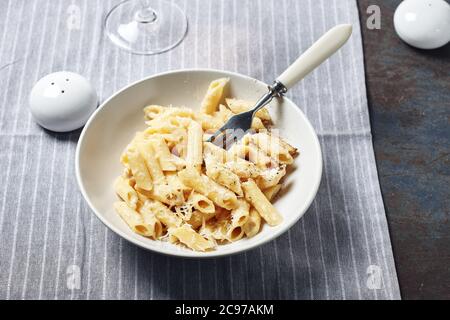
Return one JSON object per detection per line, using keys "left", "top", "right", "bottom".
{"left": 104, "top": 0, "right": 188, "bottom": 55}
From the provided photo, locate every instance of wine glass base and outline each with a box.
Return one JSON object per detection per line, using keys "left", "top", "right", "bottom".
{"left": 105, "top": 0, "right": 188, "bottom": 55}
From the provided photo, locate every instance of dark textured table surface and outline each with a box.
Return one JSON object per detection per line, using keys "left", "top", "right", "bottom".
{"left": 357, "top": 0, "right": 450, "bottom": 299}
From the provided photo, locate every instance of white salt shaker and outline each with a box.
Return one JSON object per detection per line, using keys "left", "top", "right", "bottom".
{"left": 30, "top": 71, "right": 97, "bottom": 132}
{"left": 394, "top": 0, "right": 450, "bottom": 50}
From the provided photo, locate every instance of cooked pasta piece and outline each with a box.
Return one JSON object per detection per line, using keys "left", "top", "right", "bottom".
{"left": 154, "top": 132, "right": 185, "bottom": 149}
{"left": 146, "top": 115, "right": 191, "bottom": 130}
{"left": 227, "top": 141, "right": 249, "bottom": 161}
{"left": 257, "top": 165, "right": 287, "bottom": 189}
{"left": 136, "top": 189, "right": 149, "bottom": 204}
{"left": 138, "top": 204, "right": 163, "bottom": 239}
{"left": 242, "top": 179, "right": 282, "bottom": 226}
{"left": 188, "top": 192, "right": 215, "bottom": 214}
{"left": 200, "top": 78, "right": 229, "bottom": 114}
{"left": 225, "top": 200, "right": 250, "bottom": 241}
{"left": 148, "top": 136, "right": 184, "bottom": 171}
{"left": 114, "top": 202, "right": 152, "bottom": 237}
{"left": 263, "top": 184, "right": 282, "bottom": 201}
{"left": 186, "top": 120, "right": 203, "bottom": 171}
{"left": 165, "top": 172, "right": 190, "bottom": 194}
{"left": 204, "top": 142, "right": 261, "bottom": 179}
{"left": 144, "top": 105, "right": 194, "bottom": 121}
{"left": 165, "top": 171, "right": 189, "bottom": 189}
{"left": 215, "top": 104, "right": 234, "bottom": 124}
{"left": 190, "top": 113, "right": 219, "bottom": 131}
{"left": 170, "top": 224, "right": 216, "bottom": 251}
{"left": 187, "top": 210, "right": 216, "bottom": 229}
{"left": 223, "top": 160, "right": 260, "bottom": 179}
{"left": 136, "top": 139, "right": 166, "bottom": 184}
{"left": 268, "top": 132, "right": 298, "bottom": 155}
{"left": 247, "top": 144, "right": 275, "bottom": 168}
{"left": 204, "top": 156, "right": 243, "bottom": 196}
{"left": 203, "top": 141, "right": 227, "bottom": 162}
{"left": 243, "top": 208, "right": 262, "bottom": 238}
{"left": 143, "top": 105, "right": 165, "bottom": 120}
{"left": 200, "top": 219, "right": 229, "bottom": 242}
{"left": 178, "top": 166, "right": 238, "bottom": 210}
{"left": 126, "top": 145, "right": 153, "bottom": 191}
{"left": 114, "top": 176, "right": 139, "bottom": 210}
{"left": 225, "top": 98, "right": 271, "bottom": 121}
{"left": 250, "top": 132, "right": 294, "bottom": 164}
{"left": 226, "top": 224, "right": 245, "bottom": 242}
{"left": 142, "top": 183, "right": 184, "bottom": 207}
{"left": 142, "top": 199, "right": 182, "bottom": 228}
{"left": 170, "top": 140, "right": 187, "bottom": 158}
{"left": 175, "top": 203, "right": 194, "bottom": 221}
{"left": 230, "top": 199, "right": 250, "bottom": 227}
{"left": 251, "top": 117, "right": 267, "bottom": 130}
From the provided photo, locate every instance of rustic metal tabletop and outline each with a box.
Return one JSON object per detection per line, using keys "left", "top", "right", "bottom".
{"left": 358, "top": 0, "right": 450, "bottom": 299}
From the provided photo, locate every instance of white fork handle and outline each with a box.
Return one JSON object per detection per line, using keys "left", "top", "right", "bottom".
{"left": 276, "top": 24, "right": 353, "bottom": 90}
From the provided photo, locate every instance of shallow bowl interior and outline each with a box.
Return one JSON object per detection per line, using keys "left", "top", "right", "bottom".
{"left": 76, "top": 69, "right": 322, "bottom": 258}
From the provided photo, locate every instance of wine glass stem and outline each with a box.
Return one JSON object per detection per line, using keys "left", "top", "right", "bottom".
{"left": 136, "top": 0, "right": 157, "bottom": 23}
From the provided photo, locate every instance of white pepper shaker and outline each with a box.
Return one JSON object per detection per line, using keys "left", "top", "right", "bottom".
{"left": 30, "top": 71, "right": 97, "bottom": 132}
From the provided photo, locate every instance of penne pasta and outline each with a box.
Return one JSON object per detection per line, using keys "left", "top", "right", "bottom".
{"left": 136, "top": 189, "right": 149, "bottom": 204}
{"left": 136, "top": 138, "right": 166, "bottom": 184}
{"left": 204, "top": 156, "right": 243, "bottom": 196}
{"left": 225, "top": 98, "right": 271, "bottom": 121}
{"left": 141, "top": 183, "right": 184, "bottom": 207}
{"left": 188, "top": 192, "right": 215, "bottom": 214}
{"left": 114, "top": 78, "right": 298, "bottom": 251}
{"left": 144, "top": 105, "right": 194, "bottom": 121}
{"left": 193, "top": 112, "right": 224, "bottom": 131}
{"left": 250, "top": 132, "right": 294, "bottom": 165}
{"left": 114, "top": 202, "right": 152, "bottom": 237}
{"left": 148, "top": 136, "right": 184, "bottom": 171}
{"left": 203, "top": 142, "right": 260, "bottom": 179}
{"left": 242, "top": 179, "right": 282, "bottom": 226}
{"left": 251, "top": 117, "right": 266, "bottom": 130}
{"left": 243, "top": 208, "right": 262, "bottom": 238}
{"left": 138, "top": 204, "right": 163, "bottom": 239}
{"left": 143, "top": 105, "right": 165, "bottom": 120}
{"left": 142, "top": 199, "right": 182, "bottom": 228}
{"left": 146, "top": 115, "right": 191, "bottom": 129}
{"left": 247, "top": 144, "right": 275, "bottom": 168}
{"left": 178, "top": 166, "right": 238, "bottom": 210}
{"left": 263, "top": 184, "right": 282, "bottom": 201}
{"left": 186, "top": 120, "right": 203, "bottom": 171}
{"left": 170, "top": 224, "right": 216, "bottom": 251}
{"left": 200, "top": 219, "right": 229, "bottom": 242}
{"left": 257, "top": 165, "right": 287, "bottom": 189}
{"left": 226, "top": 224, "right": 245, "bottom": 242}
{"left": 165, "top": 171, "right": 189, "bottom": 190}
{"left": 175, "top": 203, "right": 194, "bottom": 221}
{"left": 227, "top": 142, "right": 248, "bottom": 162}
{"left": 200, "top": 78, "right": 229, "bottom": 114}
{"left": 187, "top": 209, "right": 216, "bottom": 229}
{"left": 114, "top": 176, "right": 139, "bottom": 210}
{"left": 223, "top": 160, "right": 260, "bottom": 179}
{"left": 226, "top": 199, "right": 250, "bottom": 241}
{"left": 230, "top": 199, "right": 250, "bottom": 227}
{"left": 126, "top": 145, "right": 153, "bottom": 191}
{"left": 268, "top": 132, "right": 298, "bottom": 156}
{"left": 215, "top": 104, "right": 234, "bottom": 124}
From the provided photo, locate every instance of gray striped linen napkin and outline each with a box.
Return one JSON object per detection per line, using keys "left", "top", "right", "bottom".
{"left": 0, "top": 0, "right": 401, "bottom": 300}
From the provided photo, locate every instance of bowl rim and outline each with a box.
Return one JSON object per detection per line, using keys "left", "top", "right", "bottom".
{"left": 75, "top": 68, "right": 323, "bottom": 259}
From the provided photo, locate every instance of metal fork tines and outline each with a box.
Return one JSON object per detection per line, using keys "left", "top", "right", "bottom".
{"left": 207, "top": 81, "right": 287, "bottom": 149}
{"left": 207, "top": 24, "right": 354, "bottom": 149}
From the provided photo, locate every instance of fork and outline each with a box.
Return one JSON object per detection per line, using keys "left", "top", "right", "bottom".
{"left": 207, "top": 24, "right": 353, "bottom": 148}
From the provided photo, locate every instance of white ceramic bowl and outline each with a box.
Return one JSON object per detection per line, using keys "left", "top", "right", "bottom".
{"left": 76, "top": 69, "right": 322, "bottom": 258}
